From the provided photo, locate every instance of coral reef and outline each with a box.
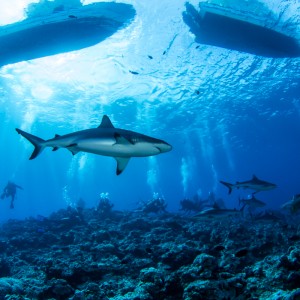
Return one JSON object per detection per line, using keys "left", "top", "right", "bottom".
{"left": 0, "top": 207, "right": 299, "bottom": 299}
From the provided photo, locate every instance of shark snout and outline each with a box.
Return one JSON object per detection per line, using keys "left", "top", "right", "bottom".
{"left": 156, "top": 142, "right": 172, "bottom": 153}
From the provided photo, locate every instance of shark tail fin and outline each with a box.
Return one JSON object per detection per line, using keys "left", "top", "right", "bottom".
{"left": 16, "top": 128, "right": 46, "bottom": 160}
{"left": 220, "top": 180, "right": 234, "bottom": 194}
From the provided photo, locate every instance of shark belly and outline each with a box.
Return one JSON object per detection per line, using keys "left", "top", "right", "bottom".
{"left": 46, "top": 135, "right": 161, "bottom": 158}
{"left": 123, "top": 142, "right": 161, "bottom": 157}
{"left": 75, "top": 138, "right": 121, "bottom": 156}
{"left": 75, "top": 139, "right": 160, "bottom": 157}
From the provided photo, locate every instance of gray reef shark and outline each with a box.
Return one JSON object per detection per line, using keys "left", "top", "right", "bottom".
{"left": 16, "top": 115, "right": 172, "bottom": 175}
{"left": 281, "top": 194, "right": 300, "bottom": 214}
{"left": 192, "top": 202, "right": 246, "bottom": 220}
{"left": 192, "top": 206, "right": 245, "bottom": 220}
{"left": 239, "top": 195, "right": 266, "bottom": 209}
{"left": 220, "top": 175, "right": 276, "bottom": 195}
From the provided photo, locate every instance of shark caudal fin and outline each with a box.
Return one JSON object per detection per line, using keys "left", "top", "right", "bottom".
{"left": 220, "top": 180, "right": 234, "bottom": 194}
{"left": 16, "top": 129, "right": 46, "bottom": 160}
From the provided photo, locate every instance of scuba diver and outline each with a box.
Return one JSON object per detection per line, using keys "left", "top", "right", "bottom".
{"left": 1, "top": 181, "right": 23, "bottom": 209}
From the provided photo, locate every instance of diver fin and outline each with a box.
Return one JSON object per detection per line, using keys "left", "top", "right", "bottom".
{"left": 114, "top": 157, "right": 130, "bottom": 175}
{"left": 16, "top": 128, "right": 46, "bottom": 160}
{"left": 98, "top": 115, "right": 114, "bottom": 128}
{"left": 114, "top": 133, "right": 133, "bottom": 145}
{"left": 66, "top": 143, "right": 80, "bottom": 155}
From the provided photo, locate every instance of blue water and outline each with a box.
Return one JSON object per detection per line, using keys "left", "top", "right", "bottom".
{"left": 0, "top": 0, "right": 300, "bottom": 221}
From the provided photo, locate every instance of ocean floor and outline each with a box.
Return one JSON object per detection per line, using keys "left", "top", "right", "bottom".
{"left": 0, "top": 207, "right": 300, "bottom": 300}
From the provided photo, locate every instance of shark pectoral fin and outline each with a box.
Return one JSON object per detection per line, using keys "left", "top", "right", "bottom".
{"left": 114, "top": 157, "right": 130, "bottom": 175}
{"left": 66, "top": 143, "right": 80, "bottom": 155}
{"left": 98, "top": 115, "right": 115, "bottom": 128}
{"left": 114, "top": 133, "right": 133, "bottom": 145}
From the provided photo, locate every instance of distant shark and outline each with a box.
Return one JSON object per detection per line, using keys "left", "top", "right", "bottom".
{"left": 239, "top": 195, "right": 266, "bottom": 209}
{"left": 16, "top": 115, "right": 172, "bottom": 175}
{"left": 239, "top": 195, "right": 266, "bottom": 219}
{"left": 192, "top": 206, "right": 245, "bottom": 220}
{"left": 220, "top": 175, "right": 276, "bottom": 195}
{"left": 281, "top": 194, "right": 300, "bottom": 214}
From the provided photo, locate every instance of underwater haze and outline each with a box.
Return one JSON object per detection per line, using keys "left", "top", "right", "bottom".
{"left": 0, "top": 0, "right": 300, "bottom": 221}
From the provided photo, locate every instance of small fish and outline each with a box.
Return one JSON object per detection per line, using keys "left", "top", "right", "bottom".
{"left": 129, "top": 70, "right": 139, "bottom": 75}
{"left": 281, "top": 194, "right": 300, "bottom": 214}
{"left": 148, "top": 55, "right": 153, "bottom": 59}
{"left": 239, "top": 195, "right": 266, "bottom": 209}
{"left": 68, "top": 15, "right": 77, "bottom": 19}
{"left": 220, "top": 175, "right": 276, "bottom": 195}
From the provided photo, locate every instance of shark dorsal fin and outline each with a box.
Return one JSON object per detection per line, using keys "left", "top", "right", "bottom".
{"left": 98, "top": 115, "right": 114, "bottom": 128}
{"left": 55, "top": 134, "right": 61, "bottom": 138}
{"left": 252, "top": 174, "right": 258, "bottom": 180}
{"left": 114, "top": 157, "right": 130, "bottom": 175}
{"left": 52, "top": 147, "right": 59, "bottom": 151}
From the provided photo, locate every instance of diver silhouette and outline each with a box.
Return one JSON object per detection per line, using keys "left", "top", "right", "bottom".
{"left": 1, "top": 181, "right": 23, "bottom": 209}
